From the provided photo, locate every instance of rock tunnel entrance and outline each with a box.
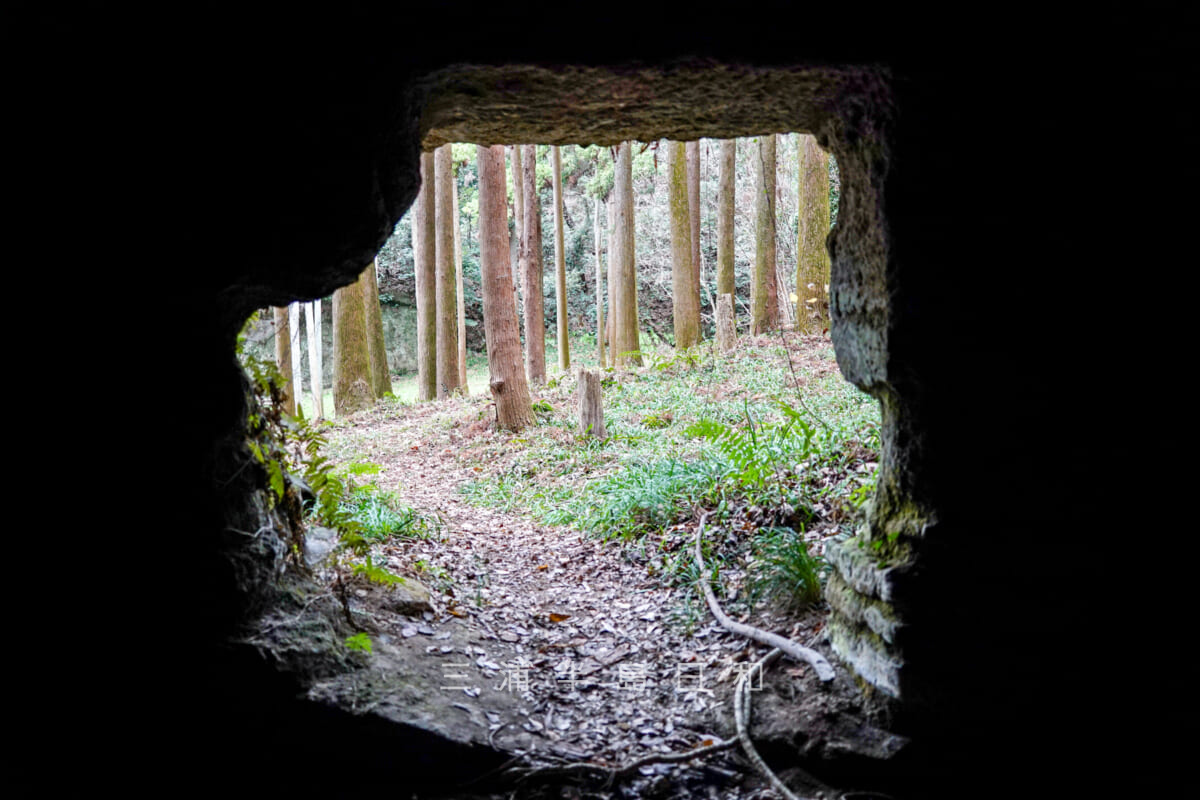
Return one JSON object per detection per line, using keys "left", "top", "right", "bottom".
{"left": 173, "top": 37, "right": 1146, "bottom": 798}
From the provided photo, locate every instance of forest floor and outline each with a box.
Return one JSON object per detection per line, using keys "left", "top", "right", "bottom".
{"left": 313, "top": 333, "right": 900, "bottom": 799}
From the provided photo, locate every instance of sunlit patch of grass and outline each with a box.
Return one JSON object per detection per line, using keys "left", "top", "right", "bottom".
{"left": 340, "top": 485, "right": 437, "bottom": 541}
{"left": 457, "top": 332, "right": 881, "bottom": 553}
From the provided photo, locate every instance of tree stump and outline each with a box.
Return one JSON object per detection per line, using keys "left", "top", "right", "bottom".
{"left": 716, "top": 293, "right": 737, "bottom": 354}
{"left": 577, "top": 368, "right": 607, "bottom": 439}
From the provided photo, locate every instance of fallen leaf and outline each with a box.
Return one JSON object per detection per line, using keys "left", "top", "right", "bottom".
{"left": 549, "top": 613, "right": 571, "bottom": 623}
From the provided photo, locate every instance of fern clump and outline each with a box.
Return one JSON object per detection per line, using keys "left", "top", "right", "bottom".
{"left": 685, "top": 399, "right": 816, "bottom": 490}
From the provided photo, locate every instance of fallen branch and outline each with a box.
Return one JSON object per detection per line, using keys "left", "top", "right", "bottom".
{"left": 694, "top": 509, "right": 838, "bottom": 799}
{"left": 692, "top": 512, "right": 835, "bottom": 681}
{"left": 734, "top": 648, "right": 833, "bottom": 799}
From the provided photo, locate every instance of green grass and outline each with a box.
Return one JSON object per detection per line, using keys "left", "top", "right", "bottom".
{"left": 332, "top": 460, "right": 437, "bottom": 541}
{"left": 458, "top": 332, "right": 881, "bottom": 549}
{"left": 748, "top": 526, "right": 827, "bottom": 611}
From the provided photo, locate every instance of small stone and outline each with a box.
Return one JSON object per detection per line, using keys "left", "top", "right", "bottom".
{"left": 400, "top": 625, "right": 418, "bottom": 638}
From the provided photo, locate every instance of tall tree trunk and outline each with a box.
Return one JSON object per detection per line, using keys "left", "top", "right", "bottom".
{"left": 552, "top": 145, "right": 570, "bottom": 372}
{"left": 594, "top": 196, "right": 605, "bottom": 368}
{"left": 717, "top": 139, "right": 736, "bottom": 302}
{"left": 453, "top": 176, "right": 468, "bottom": 392}
{"left": 332, "top": 270, "right": 373, "bottom": 416}
{"left": 288, "top": 302, "right": 303, "bottom": 411}
{"left": 520, "top": 144, "right": 546, "bottom": 384}
{"left": 477, "top": 144, "right": 534, "bottom": 432}
{"left": 613, "top": 141, "right": 642, "bottom": 366}
{"left": 796, "top": 134, "right": 832, "bottom": 334}
{"left": 273, "top": 306, "right": 295, "bottom": 415}
{"left": 510, "top": 144, "right": 524, "bottom": 328}
{"left": 606, "top": 194, "right": 616, "bottom": 366}
{"left": 669, "top": 141, "right": 700, "bottom": 349}
{"left": 435, "top": 144, "right": 461, "bottom": 398}
{"left": 687, "top": 140, "right": 701, "bottom": 312}
{"left": 362, "top": 259, "right": 391, "bottom": 398}
{"left": 752, "top": 134, "right": 779, "bottom": 335}
{"left": 305, "top": 300, "right": 324, "bottom": 419}
{"left": 414, "top": 151, "right": 437, "bottom": 401}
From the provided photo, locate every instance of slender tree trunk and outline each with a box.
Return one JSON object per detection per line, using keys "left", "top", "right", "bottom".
{"left": 796, "top": 134, "right": 832, "bottom": 333}
{"left": 613, "top": 141, "right": 642, "bottom": 366}
{"left": 520, "top": 144, "right": 546, "bottom": 384}
{"left": 594, "top": 197, "right": 605, "bottom": 368}
{"left": 669, "top": 141, "right": 700, "bottom": 350}
{"left": 686, "top": 140, "right": 701, "bottom": 312}
{"left": 606, "top": 195, "right": 616, "bottom": 366}
{"left": 717, "top": 139, "right": 736, "bottom": 302}
{"left": 552, "top": 145, "right": 570, "bottom": 372}
{"left": 305, "top": 300, "right": 324, "bottom": 419}
{"left": 414, "top": 151, "right": 437, "bottom": 401}
{"left": 435, "top": 144, "right": 461, "bottom": 398}
{"left": 273, "top": 306, "right": 295, "bottom": 415}
{"left": 752, "top": 134, "right": 779, "bottom": 335}
{"left": 362, "top": 259, "right": 391, "bottom": 398}
{"left": 332, "top": 270, "right": 373, "bottom": 415}
{"left": 453, "top": 176, "right": 468, "bottom": 392}
{"left": 288, "top": 302, "right": 303, "bottom": 411}
{"left": 510, "top": 144, "right": 524, "bottom": 328}
{"left": 477, "top": 144, "right": 534, "bottom": 432}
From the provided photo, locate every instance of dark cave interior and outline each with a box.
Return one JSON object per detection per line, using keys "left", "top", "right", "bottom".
{"left": 31, "top": 5, "right": 1186, "bottom": 796}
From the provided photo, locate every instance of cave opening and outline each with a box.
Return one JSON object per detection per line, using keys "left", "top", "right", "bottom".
{"left": 210, "top": 62, "right": 916, "bottom": 799}
{"left": 158, "top": 32, "right": 1162, "bottom": 796}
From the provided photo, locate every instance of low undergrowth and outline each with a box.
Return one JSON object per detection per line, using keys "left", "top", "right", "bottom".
{"left": 458, "top": 332, "right": 880, "bottom": 616}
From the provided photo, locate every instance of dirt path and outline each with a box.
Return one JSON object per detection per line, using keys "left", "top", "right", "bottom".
{"left": 319, "top": 395, "right": 864, "bottom": 798}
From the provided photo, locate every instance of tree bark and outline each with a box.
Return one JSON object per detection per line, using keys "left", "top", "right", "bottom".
{"left": 288, "top": 302, "right": 303, "bottom": 411}
{"left": 362, "top": 260, "right": 391, "bottom": 398}
{"left": 332, "top": 270, "right": 373, "bottom": 416}
{"left": 577, "top": 368, "right": 606, "bottom": 439}
{"left": 669, "top": 141, "right": 700, "bottom": 350}
{"left": 273, "top": 306, "right": 295, "bottom": 415}
{"left": 752, "top": 134, "right": 779, "bottom": 335}
{"left": 687, "top": 140, "right": 701, "bottom": 311}
{"left": 453, "top": 175, "right": 468, "bottom": 392}
{"left": 304, "top": 300, "right": 324, "bottom": 419}
{"left": 552, "top": 145, "right": 570, "bottom": 372}
{"left": 510, "top": 144, "right": 524, "bottom": 328}
{"left": 435, "top": 144, "right": 461, "bottom": 398}
{"left": 613, "top": 141, "right": 642, "bottom": 366}
{"left": 414, "top": 151, "right": 437, "bottom": 401}
{"left": 716, "top": 293, "right": 737, "bottom": 353}
{"left": 594, "top": 196, "right": 605, "bottom": 368}
{"left": 717, "top": 139, "right": 736, "bottom": 305}
{"left": 520, "top": 144, "right": 546, "bottom": 384}
{"left": 477, "top": 144, "right": 534, "bottom": 432}
{"left": 606, "top": 194, "right": 616, "bottom": 367}
{"left": 796, "top": 134, "right": 832, "bottom": 334}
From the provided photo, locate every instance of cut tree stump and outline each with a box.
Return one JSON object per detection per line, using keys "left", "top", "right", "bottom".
{"left": 577, "top": 368, "right": 607, "bottom": 439}
{"left": 716, "top": 293, "right": 737, "bottom": 354}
